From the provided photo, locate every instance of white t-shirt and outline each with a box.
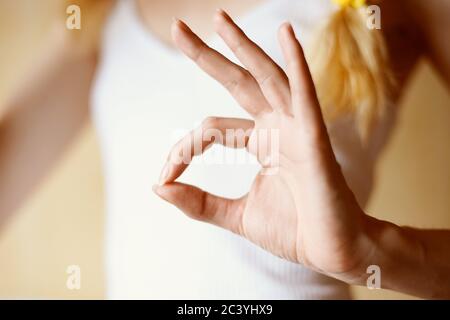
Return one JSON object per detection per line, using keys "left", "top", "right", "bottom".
{"left": 91, "top": 0, "right": 395, "bottom": 299}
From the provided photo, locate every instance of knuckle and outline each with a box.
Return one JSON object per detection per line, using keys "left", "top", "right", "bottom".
{"left": 193, "top": 44, "right": 207, "bottom": 63}
{"left": 231, "top": 38, "right": 245, "bottom": 54}
{"left": 258, "top": 70, "right": 282, "bottom": 88}
{"left": 169, "top": 141, "right": 184, "bottom": 164}
{"left": 224, "top": 69, "right": 250, "bottom": 94}
{"left": 202, "top": 116, "right": 220, "bottom": 129}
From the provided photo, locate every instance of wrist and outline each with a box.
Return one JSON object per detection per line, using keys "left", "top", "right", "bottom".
{"left": 352, "top": 215, "right": 426, "bottom": 290}
{"left": 330, "top": 213, "right": 382, "bottom": 285}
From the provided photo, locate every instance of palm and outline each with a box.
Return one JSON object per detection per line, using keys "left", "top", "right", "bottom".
{"left": 242, "top": 112, "right": 363, "bottom": 274}
{"left": 243, "top": 173, "right": 299, "bottom": 262}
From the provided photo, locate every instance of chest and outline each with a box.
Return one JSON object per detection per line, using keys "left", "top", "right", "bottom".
{"left": 136, "top": 0, "right": 265, "bottom": 46}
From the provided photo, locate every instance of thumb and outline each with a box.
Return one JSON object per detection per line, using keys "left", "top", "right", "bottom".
{"left": 153, "top": 182, "right": 245, "bottom": 235}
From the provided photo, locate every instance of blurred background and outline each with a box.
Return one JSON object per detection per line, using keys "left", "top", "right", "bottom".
{"left": 0, "top": 0, "right": 449, "bottom": 299}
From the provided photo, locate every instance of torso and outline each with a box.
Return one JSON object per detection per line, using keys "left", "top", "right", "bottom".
{"left": 91, "top": 0, "right": 423, "bottom": 299}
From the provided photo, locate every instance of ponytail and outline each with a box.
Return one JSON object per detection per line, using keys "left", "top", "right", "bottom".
{"left": 309, "top": 0, "right": 394, "bottom": 141}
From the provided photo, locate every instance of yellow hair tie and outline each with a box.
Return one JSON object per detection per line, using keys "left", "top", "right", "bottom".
{"left": 332, "top": 0, "right": 366, "bottom": 9}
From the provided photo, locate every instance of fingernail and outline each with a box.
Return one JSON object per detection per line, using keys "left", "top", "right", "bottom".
{"left": 159, "top": 163, "right": 169, "bottom": 186}
{"left": 286, "top": 22, "right": 295, "bottom": 35}
{"left": 216, "top": 8, "right": 230, "bottom": 20}
{"left": 281, "top": 21, "right": 291, "bottom": 31}
{"left": 172, "top": 17, "right": 185, "bottom": 27}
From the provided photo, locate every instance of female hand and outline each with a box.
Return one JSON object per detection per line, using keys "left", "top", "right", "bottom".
{"left": 153, "top": 10, "right": 375, "bottom": 283}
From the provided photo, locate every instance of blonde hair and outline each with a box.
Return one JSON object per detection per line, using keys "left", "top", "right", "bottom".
{"left": 309, "top": 3, "right": 394, "bottom": 141}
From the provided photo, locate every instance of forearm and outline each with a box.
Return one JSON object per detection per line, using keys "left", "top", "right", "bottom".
{"left": 0, "top": 31, "right": 96, "bottom": 223}
{"left": 357, "top": 215, "right": 450, "bottom": 299}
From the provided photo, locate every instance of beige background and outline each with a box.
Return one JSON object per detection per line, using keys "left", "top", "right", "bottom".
{"left": 0, "top": 0, "right": 449, "bottom": 299}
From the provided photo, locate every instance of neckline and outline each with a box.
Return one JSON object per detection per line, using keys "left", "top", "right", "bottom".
{"left": 130, "top": 0, "right": 273, "bottom": 59}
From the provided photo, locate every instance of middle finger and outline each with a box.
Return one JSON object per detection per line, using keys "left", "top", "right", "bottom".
{"left": 214, "top": 9, "right": 292, "bottom": 114}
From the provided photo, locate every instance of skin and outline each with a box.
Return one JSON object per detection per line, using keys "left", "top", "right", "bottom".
{"left": 0, "top": 0, "right": 449, "bottom": 297}
{"left": 0, "top": 27, "right": 98, "bottom": 223}
{"left": 153, "top": 10, "right": 450, "bottom": 298}
{"left": 155, "top": 14, "right": 368, "bottom": 279}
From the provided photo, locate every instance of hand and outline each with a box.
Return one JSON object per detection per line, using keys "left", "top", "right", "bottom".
{"left": 153, "top": 10, "right": 376, "bottom": 283}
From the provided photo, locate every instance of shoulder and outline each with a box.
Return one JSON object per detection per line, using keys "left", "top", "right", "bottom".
{"left": 406, "top": 0, "right": 450, "bottom": 85}
{"left": 369, "top": 0, "right": 426, "bottom": 88}
{"left": 57, "top": 0, "right": 116, "bottom": 60}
